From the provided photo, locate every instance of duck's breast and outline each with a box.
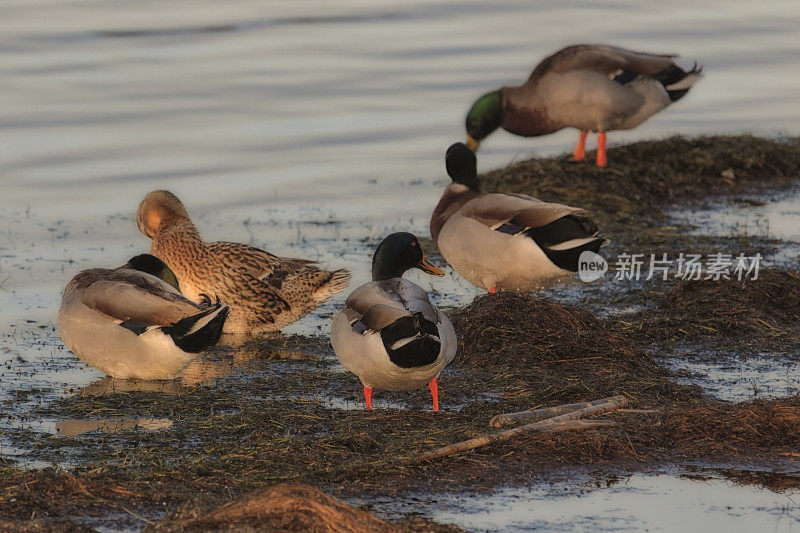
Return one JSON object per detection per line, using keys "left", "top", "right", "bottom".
{"left": 533, "top": 71, "right": 644, "bottom": 132}
{"left": 58, "top": 300, "right": 195, "bottom": 380}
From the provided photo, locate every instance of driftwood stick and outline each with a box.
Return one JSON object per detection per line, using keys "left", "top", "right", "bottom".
{"left": 415, "top": 396, "right": 628, "bottom": 462}
{"left": 415, "top": 419, "right": 616, "bottom": 462}
{"left": 489, "top": 394, "right": 629, "bottom": 428}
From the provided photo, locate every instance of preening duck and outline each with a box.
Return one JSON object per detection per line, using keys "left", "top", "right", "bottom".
{"left": 58, "top": 254, "right": 229, "bottom": 380}
{"left": 137, "top": 190, "right": 351, "bottom": 334}
{"left": 330, "top": 233, "right": 457, "bottom": 412}
{"left": 431, "top": 143, "right": 606, "bottom": 292}
{"left": 465, "top": 44, "right": 702, "bottom": 166}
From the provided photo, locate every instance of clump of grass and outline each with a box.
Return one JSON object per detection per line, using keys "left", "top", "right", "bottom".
{"left": 664, "top": 270, "right": 800, "bottom": 334}
{"left": 152, "top": 483, "right": 401, "bottom": 532}
{"left": 658, "top": 399, "right": 800, "bottom": 456}
{"left": 481, "top": 135, "right": 800, "bottom": 227}
{"left": 449, "top": 292, "right": 682, "bottom": 405}
{"left": 611, "top": 269, "right": 800, "bottom": 348}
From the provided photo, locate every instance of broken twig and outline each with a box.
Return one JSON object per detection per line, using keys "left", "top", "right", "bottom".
{"left": 415, "top": 395, "right": 628, "bottom": 462}
{"left": 415, "top": 419, "right": 615, "bottom": 462}
{"left": 489, "top": 394, "right": 628, "bottom": 428}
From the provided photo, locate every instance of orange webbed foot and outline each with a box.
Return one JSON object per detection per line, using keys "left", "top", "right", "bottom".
{"left": 429, "top": 378, "right": 439, "bottom": 413}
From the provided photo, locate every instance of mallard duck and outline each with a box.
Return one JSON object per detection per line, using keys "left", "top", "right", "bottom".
{"left": 136, "top": 190, "right": 351, "bottom": 334}
{"left": 431, "top": 143, "right": 605, "bottom": 291}
{"left": 330, "top": 233, "right": 456, "bottom": 412}
{"left": 465, "top": 44, "right": 702, "bottom": 166}
{"left": 58, "top": 254, "right": 229, "bottom": 380}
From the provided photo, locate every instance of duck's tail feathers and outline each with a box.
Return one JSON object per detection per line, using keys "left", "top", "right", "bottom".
{"left": 526, "top": 214, "right": 598, "bottom": 248}
{"left": 656, "top": 62, "right": 703, "bottom": 102}
{"left": 381, "top": 313, "right": 441, "bottom": 368}
{"left": 312, "top": 269, "right": 352, "bottom": 301}
{"left": 163, "top": 302, "right": 229, "bottom": 353}
{"left": 541, "top": 236, "right": 607, "bottom": 272}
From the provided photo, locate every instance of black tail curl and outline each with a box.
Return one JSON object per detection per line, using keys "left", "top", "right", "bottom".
{"left": 164, "top": 303, "right": 229, "bottom": 353}
{"left": 380, "top": 313, "right": 441, "bottom": 368}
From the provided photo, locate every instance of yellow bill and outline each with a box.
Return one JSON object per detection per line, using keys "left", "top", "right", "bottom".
{"left": 417, "top": 254, "right": 444, "bottom": 276}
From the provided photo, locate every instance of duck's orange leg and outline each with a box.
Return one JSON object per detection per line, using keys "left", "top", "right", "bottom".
{"left": 488, "top": 287, "right": 498, "bottom": 294}
{"left": 596, "top": 132, "right": 607, "bottom": 167}
{"left": 573, "top": 130, "right": 587, "bottom": 161}
{"left": 363, "top": 386, "right": 373, "bottom": 410}
{"left": 429, "top": 378, "right": 439, "bottom": 412}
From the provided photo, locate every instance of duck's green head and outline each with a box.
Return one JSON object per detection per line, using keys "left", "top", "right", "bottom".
{"left": 445, "top": 142, "right": 480, "bottom": 192}
{"left": 124, "top": 254, "right": 180, "bottom": 291}
{"left": 371, "top": 232, "right": 444, "bottom": 281}
{"left": 465, "top": 89, "right": 503, "bottom": 151}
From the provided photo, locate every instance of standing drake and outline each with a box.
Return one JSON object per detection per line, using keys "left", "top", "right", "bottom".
{"left": 137, "top": 190, "right": 351, "bottom": 334}
{"left": 58, "top": 254, "right": 229, "bottom": 380}
{"left": 330, "top": 233, "right": 456, "bottom": 412}
{"left": 465, "top": 44, "right": 702, "bottom": 166}
{"left": 432, "top": 143, "right": 605, "bottom": 292}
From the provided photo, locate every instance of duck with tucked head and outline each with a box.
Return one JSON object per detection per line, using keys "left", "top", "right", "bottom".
{"left": 137, "top": 190, "right": 351, "bottom": 334}
{"left": 431, "top": 143, "right": 606, "bottom": 292}
{"left": 58, "top": 254, "right": 229, "bottom": 380}
{"left": 330, "top": 233, "right": 457, "bottom": 412}
{"left": 465, "top": 44, "right": 702, "bottom": 166}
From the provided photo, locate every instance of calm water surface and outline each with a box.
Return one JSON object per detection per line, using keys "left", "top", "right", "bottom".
{"left": 429, "top": 474, "right": 800, "bottom": 532}
{"left": 1, "top": 0, "right": 800, "bottom": 526}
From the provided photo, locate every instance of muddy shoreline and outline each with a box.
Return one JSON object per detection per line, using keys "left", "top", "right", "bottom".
{"left": 2, "top": 135, "right": 800, "bottom": 531}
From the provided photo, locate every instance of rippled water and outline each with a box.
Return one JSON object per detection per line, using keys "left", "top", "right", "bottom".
{"left": 1, "top": 1, "right": 800, "bottom": 526}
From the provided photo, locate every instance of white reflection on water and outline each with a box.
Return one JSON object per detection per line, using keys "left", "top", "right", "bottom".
{"left": 53, "top": 417, "right": 174, "bottom": 436}
{"left": 430, "top": 474, "right": 800, "bottom": 532}
{"left": 664, "top": 349, "right": 800, "bottom": 403}
{"left": 673, "top": 189, "right": 800, "bottom": 242}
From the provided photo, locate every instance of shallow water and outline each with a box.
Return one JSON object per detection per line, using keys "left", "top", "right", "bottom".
{"left": 424, "top": 473, "right": 800, "bottom": 532}
{"left": 661, "top": 188, "right": 800, "bottom": 402}
{"left": 698, "top": 194, "right": 800, "bottom": 243}
{"left": 664, "top": 348, "right": 800, "bottom": 403}
{"left": 671, "top": 188, "right": 800, "bottom": 263}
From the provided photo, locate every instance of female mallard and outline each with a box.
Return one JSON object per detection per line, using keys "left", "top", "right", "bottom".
{"left": 137, "top": 190, "right": 351, "bottom": 334}
{"left": 330, "top": 233, "right": 456, "bottom": 412}
{"left": 465, "top": 44, "right": 702, "bottom": 166}
{"left": 431, "top": 143, "right": 605, "bottom": 292}
{"left": 58, "top": 254, "right": 229, "bottom": 380}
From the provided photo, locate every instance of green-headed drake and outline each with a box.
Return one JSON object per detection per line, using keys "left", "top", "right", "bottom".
{"left": 58, "top": 254, "right": 229, "bottom": 380}
{"left": 465, "top": 44, "right": 702, "bottom": 166}
{"left": 330, "top": 233, "right": 456, "bottom": 412}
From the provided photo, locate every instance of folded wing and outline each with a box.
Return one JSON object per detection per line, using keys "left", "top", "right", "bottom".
{"left": 80, "top": 270, "right": 203, "bottom": 326}
{"left": 530, "top": 44, "right": 677, "bottom": 82}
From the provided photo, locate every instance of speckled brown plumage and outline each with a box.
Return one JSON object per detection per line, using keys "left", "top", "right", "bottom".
{"left": 136, "top": 190, "right": 351, "bottom": 334}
